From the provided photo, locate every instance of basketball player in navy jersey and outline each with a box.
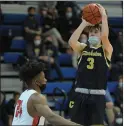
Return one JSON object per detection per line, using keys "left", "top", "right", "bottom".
{"left": 68, "top": 4, "right": 113, "bottom": 126}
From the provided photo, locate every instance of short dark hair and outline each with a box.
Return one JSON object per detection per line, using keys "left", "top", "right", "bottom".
{"left": 28, "top": 7, "right": 36, "bottom": 12}
{"left": 19, "top": 60, "right": 45, "bottom": 82}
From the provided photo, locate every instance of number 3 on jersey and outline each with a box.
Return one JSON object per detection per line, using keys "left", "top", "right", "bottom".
{"left": 15, "top": 100, "right": 23, "bottom": 118}
{"left": 87, "top": 57, "right": 94, "bottom": 69}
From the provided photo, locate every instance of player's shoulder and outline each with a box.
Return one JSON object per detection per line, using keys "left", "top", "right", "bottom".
{"left": 30, "top": 93, "right": 42, "bottom": 101}
{"left": 30, "top": 93, "right": 47, "bottom": 105}
{"left": 80, "top": 43, "right": 87, "bottom": 47}
{"left": 79, "top": 43, "right": 87, "bottom": 52}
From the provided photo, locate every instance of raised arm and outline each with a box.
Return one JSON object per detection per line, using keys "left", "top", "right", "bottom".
{"left": 69, "top": 18, "right": 94, "bottom": 53}
{"left": 31, "top": 93, "right": 81, "bottom": 126}
{"left": 68, "top": 19, "right": 90, "bottom": 53}
{"left": 97, "top": 4, "right": 113, "bottom": 60}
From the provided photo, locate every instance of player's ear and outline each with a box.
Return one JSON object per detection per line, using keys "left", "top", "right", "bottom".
{"left": 33, "top": 77, "right": 40, "bottom": 86}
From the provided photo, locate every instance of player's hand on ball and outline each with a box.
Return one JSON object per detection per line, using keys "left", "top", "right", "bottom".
{"left": 82, "top": 17, "right": 94, "bottom": 26}
{"left": 96, "top": 4, "right": 106, "bottom": 16}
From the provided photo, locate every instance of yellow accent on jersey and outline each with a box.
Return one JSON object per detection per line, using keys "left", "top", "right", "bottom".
{"left": 87, "top": 57, "right": 94, "bottom": 69}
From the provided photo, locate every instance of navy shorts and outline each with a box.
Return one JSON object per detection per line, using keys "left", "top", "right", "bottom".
{"left": 68, "top": 89, "right": 105, "bottom": 125}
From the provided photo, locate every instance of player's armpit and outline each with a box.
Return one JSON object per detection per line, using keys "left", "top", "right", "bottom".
{"left": 69, "top": 40, "right": 87, "bottom": 53}
{"left": 101, "top": 36, "right": 113, "bottom": 60}
{"left": 31, "top": 93, "right": 81, "bottom": 126}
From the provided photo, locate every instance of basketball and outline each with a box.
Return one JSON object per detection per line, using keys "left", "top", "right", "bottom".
{"left": 82, "top": 3, "right": 102, "bottom": 25}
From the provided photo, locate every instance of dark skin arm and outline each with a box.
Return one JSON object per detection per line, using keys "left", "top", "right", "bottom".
{"left": 31, "top": 93, "right": 81, "bottom": 126}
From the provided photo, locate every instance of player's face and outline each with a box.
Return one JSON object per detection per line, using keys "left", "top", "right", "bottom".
{"left": 39, "top": 72, "right": 47, "bottom": 91}
{"left": 89, "top": 28, "right": 101, "bottom": 38}
{"left": 88, "top": 28, "right": 101, "bottom": 46}
{"left": 40, "top": 72, "right": 47, "bottom": 85}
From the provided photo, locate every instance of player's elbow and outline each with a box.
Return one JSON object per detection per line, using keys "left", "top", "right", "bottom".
{"left": 68, "top": 39, "right": 74, "bottom": 49}
{"left": 107, "top": 44, "right": 113, "bottom": 53}
{"left": 104, "top": 44, "right": 113, "bottom": 54}
{"left": 69, "top": 38, "right": 77, "bottom": 47}
{"left": 101, "top": 34, "right": 108, "bottom": 40}
{"left": 110, "top": 45, "right": 113, "bottom": 53}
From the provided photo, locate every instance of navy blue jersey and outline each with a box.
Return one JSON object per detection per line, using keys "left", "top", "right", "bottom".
{"left": 75, "top": 45, "right": 110, "bottom": 90}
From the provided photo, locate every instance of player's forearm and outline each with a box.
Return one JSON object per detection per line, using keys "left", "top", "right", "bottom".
{"left": 69, "top": 21, "right": 87, "bottom": 44}
{"left": 101, "top": 13, "right": 109, "bottom": 38}
{"left": 48, "top": 113, "right": 81, "bottom": 126}
{"left": 101, "top": 12, "right": 113, "bottom": 57}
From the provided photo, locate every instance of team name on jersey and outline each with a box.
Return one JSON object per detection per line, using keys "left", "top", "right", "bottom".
{"left": 82, "top": 50, "right": 102, "bottom": 57}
